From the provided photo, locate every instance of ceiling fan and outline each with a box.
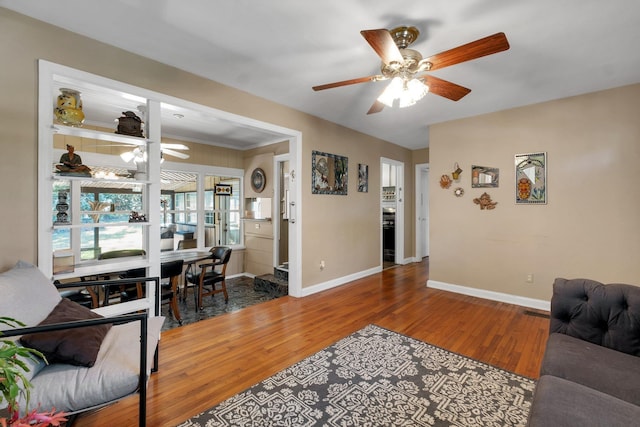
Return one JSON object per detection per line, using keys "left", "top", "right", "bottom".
{"left": 119, "top": 143, "right": 190, "bottom": 164}
{"left": 312, "top": 26, "right": 510, "bottom": 114}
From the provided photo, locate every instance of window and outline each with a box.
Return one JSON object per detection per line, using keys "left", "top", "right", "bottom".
{"left": 205, "top": 176, "right": 241, "bottom": 246}
{"left": 79, "top": 186, "right": 145, "bottom": 260}
{"left": 52, "top": 180, "right": 148, "bottom": 261}
{"left": 160, "top": 170, "right": 242, "bottom": 251}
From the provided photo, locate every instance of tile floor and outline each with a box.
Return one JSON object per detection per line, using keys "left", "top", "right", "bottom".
{"left": 161, "top": 275, "right": 286, "bottom": 331}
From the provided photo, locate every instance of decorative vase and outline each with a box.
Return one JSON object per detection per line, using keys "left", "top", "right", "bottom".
{"left": 55, "top": 191, "right": 70, "bottom": 224}
{"left": 54, "top": 88, "right": 85, "bottom": 126}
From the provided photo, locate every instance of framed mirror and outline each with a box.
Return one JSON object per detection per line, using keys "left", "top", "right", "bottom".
{"left": 515, "top": 152, "right": 547, "bottom": 204}
{"left": 471, "top": 165, "right": 499, "bottom": 188}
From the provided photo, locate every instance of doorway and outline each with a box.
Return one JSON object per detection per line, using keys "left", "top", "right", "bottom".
{"left": 415, "top": 164, "right": 429, "bottom": 259}
{"left": 273, "top": 154, "right": 289, "bottom": 274}
{"left": 381, "top": 158, "right": 405, "bottom": 268}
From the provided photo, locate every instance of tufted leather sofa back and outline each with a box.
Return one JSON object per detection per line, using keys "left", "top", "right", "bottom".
{"left": 550, "top": 278, "right": 640, "bottom": 356}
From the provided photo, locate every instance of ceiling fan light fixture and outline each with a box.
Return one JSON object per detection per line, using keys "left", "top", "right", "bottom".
{"left": 407, "top": 78, "right": 429, "bottom": 99}
{"left": 377, "top": 77, "right": 403, "bottom": 107}
{"left": 121, "top": 147, "right": 147, "bottom": 164}
{"left": 399, "top": 79, "right": 429, "bottom": 108}
{"left": 120, "top": 150, "right": 136, "bottom": 163}
{"left": 378, "top": 77, "right": 429, "bottom": 108}
{"left": 399, "top": 88, "right": 417, "bottom": 108}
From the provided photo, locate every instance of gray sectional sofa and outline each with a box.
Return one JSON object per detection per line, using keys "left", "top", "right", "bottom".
{"left": 527, "top": 278, "right": 640, "bottom": 426}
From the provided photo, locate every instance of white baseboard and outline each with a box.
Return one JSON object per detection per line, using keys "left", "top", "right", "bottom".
{"left": 300, "top": 266, "right": 382, "bottom": 297}
{"left": 427, "top": 280, "right": 550, "bottom": 311}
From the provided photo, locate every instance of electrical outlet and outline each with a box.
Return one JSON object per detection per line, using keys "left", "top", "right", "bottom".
{"left": 320, "top": 260, "right": 325, "bottom": 270}
{"left": 526, "top": 273, "right": 534, "bottom": 283}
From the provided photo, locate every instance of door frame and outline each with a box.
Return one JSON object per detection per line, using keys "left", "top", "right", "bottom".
{"left": 380, "top": 157, "right": 404, "bottom": 265}
{"left": 273, "top": 153, "right": 289, "bottom": 269}
{"left": 415, "top": 163, "right": 429, "bottom": 259}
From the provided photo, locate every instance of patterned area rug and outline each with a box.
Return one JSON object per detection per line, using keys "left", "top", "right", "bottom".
{"left": 177, "top": 324, "right": 535, "bottom": 426}
{"left": 161, "top": 276, "right": 286, "bottom": 331}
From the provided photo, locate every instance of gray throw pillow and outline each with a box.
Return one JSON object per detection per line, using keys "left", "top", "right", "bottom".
{"left": 0, "top": 261, "right": 61, "bottom": 328}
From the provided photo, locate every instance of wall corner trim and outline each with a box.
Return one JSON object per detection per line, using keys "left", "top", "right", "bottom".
{"left": 427, "top": 280, "right": 550, "bottom": 311}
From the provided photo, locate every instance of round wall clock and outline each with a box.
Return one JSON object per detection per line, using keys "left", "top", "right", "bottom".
{"left": 251, "top": 168, "right": 266, "bottom": 193}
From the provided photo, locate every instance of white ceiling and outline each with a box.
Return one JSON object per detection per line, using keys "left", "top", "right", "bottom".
{"left": 3, "top": 1, "right": 640, "bottom": 150}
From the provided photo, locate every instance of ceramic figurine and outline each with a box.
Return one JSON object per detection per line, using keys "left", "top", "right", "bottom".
{"left": 116, "top": 111, "right": 144, "bottom": 137}
{"left": 55, "top": 144, "right": 91, "bottom": 175}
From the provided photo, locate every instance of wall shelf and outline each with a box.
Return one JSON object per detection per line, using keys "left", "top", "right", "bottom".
{"left": 51, "top": 124, "right": 150, "bottom": 146}
{"left": 51, "top": 174, "right": 151, "bottom": 185}
{"left": 39, "top": 60, "right": 161, "bottom": 282}
{"left": 52, "top": 221, "right": 150, "bottom": 229}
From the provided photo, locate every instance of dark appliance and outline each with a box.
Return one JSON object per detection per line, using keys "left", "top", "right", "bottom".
{"left": 382, "top": 207, "right": 395, "bottom": 262}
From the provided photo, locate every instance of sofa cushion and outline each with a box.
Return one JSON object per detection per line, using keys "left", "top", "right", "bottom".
{"left": 550, "top": 278, "right": 640, "bottom": 356}
{"left": 541, "top": 333, "right": 640, "bottom": 406}
{"left": 21, "top": 316, "right": 164, "bottom": 414}
{"left": 527, "top": 375, "right": 640, "bottom": 426}
{"left": 0, "top": 261, "right": 62, "bottom": 381}
{"left": 0, "top": 261, "right": 61, "bottom": 327}
{"left": 20, "top": 298, "right": 111, "bottom": 367}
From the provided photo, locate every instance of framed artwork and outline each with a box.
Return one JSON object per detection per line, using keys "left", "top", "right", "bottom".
{"left": 214, "top": 184, "right": 232, "bottom": 196}
{"left": 515, "top": 152, "right": 547, "bottom": 204}
{"left": 312, "top": 150, "right": 348, "bottom": 195}
{"left": 358, "top": 163, "right": 368, "bottom": 192}
{"left": 471, "top": 165, "right": 499, "bottom": 188}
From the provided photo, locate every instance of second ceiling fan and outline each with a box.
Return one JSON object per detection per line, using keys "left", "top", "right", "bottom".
{"left": 312, "top": 26, "right": 510, "bottom": 114}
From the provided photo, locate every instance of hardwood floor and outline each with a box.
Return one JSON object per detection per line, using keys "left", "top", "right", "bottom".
{"left": 77, "top": 258, "right": 550, "bottom": 426}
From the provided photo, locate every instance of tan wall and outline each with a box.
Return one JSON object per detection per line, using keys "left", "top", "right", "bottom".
{"left": 412, "top": 148, "right": 429, "bottom": 164}
{"left": 0, "top": 9, "right": 418, "bottom": 289}
{"left": 301, "top": 125, "right": 416, "bottom": 285}
{"left": 429, "top": 84, "right": 640, "bottom": 301}
{"left": 244, "top": 152, "right": 276, "bottom": 199}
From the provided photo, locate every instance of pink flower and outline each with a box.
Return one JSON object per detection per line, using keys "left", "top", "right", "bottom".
{"left": 1, "top": 406, "right": 67, "bottom": 427}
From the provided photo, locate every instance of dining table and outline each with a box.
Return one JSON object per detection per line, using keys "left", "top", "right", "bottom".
{"left": 160, "top": 249, "right": 212, "bottom": 300}
{"left": 64, "top": 250, "right": 213, "bottom": 308}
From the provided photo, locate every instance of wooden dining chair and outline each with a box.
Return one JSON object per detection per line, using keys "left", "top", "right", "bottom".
{"left": 97, "top": 249, "right": 146, "bottom": 305}
{"left": 160, "top": 259, "right": 184, "bottom": 324}
{"left": 122, "top": 259, "right": 184, "bottom": 324}
{"left": 185, "top": 246, "right": 232, "bottom": 311}
{"left": 177, "top": 239, "right": 197, "bottom": 250}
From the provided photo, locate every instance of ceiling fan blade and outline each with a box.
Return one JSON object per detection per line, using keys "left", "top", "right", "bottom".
{"left": 313, "top": 75, "right": 383, "bottom": 91}
{"left": 419, "top": 75, "right": 471, "bottom": 101}
{"left": 423, "top": 32, "right": 510, "bottom": 71}
{"left": 360, "top": 29, "right": 404, "bottom": 65}
{"left": 366, "top": 99, "right": 385, "bottom": 115}
{"left": 162, "top": 148, "right": 190, "bottom": 159}
{"left": 160, "top": 143, "right": 189, "bottom": 150}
